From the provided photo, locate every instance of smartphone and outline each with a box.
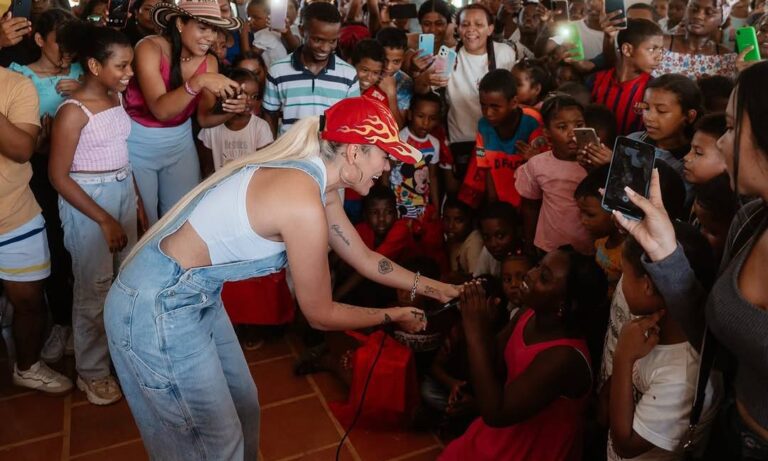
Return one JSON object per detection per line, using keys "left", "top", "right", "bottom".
{"left": 107, "top": 0, "right": 131, "bottom": 28}
{"left": 604, "top": 0, "right": 627, "bottom": 29}
{"left": 10, "top": 0, "right": 31, "bottom": 19}
{"left": 433, "top": 45, "right": 457, "bottom": 78}
{"left": 553, "top": 0, "right": 569, "bottom": 22}
{"left": 269, "top": 0, "right": 287, "bottom": 31}
{"left": 418, "top": 33, "right": 435, "bottom": 58}
{"left": 558, "top": 22, "right": 584, "bottom": 61}
{"left": 736, "top": 26, "right": 761, "bottom": 62}
{"left": 574, "top": 127, "right": 599, "bottom": 150}
{"left": 602, "top": 136, "right": 656, "bottom": 220}
{"left": 389, "top": 3, "right": 417, "bottom": 19}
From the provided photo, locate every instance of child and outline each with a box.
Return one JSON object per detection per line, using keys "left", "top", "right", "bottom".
{"left": 245, "top": 0, "right": 287, "bottom": 68}
{"left": 578, "top": 104, "right": 618, "bottom": 171}
{"left": 608, "top": 223, "right": 720, "bottom": 460}
{"left": 664, "top": 0, "right": 686, "bottom": 31}
{"left": 351, "top": 39, "right": 385, "bottom": 93}
{"left": 213, "top": 29, "right": 232, "bottom": 67}
{"left": 459, "top": 69, "right": 545, "bottom": 209}
{"left": 697, "top": 75, "right": 733, "bottom": 113}
{"left": 557, "top": 81, "right": 592, "bottom": 108}
{"left": 440, "top": 247, "right": 607, "bottom": 461}
{"left": 554, "top": 62, "right": 582, "bottom": 87}
{"left": 48, "top": 23, "right": 139, "bottom": 406}
{"left": 375, "top": 26, "right": 413, "bottom": 124}
{"left": 515, "top": 94, "right": 593, "bottom": 256}
{"left": 473, "top": 201, "right": 520, "bottom": 278}
{"left": 232, "top": 51, "right": 268, "bottom": 115}
{"left": 385, "top": 93, "right": 442, "bottom": 219}
{"left": 575, "top": 165, "right": 625, "bottom": 292}
{"left": 442, "top": 197, "right": 484, "bottom": 276}
{"left": 590, "top": 19, "right": 664, "bottom": 136}
{"left": 682, "top": 113, "right": 728, "bottom": 185}
{"left": 692, "top": 173, "right": 738, "bottom": 261}
{"left": 501, "top": 254, "right": 532, "bottom": 318}
{"left": 197, "top": 68, "right": 273, "bottom": 175}
{"left": 511, "top": 58, "right": 553, "bottom": 110}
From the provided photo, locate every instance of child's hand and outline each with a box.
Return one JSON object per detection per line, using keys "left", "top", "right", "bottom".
{"left": 99, "top": 215, "right": 128, "bottom": 253}
{"left": 583, "top": 142, "right": 612, "bottom": 167}
{"left": 515, "top": 140, "right": 537, "bottom": 161}
{"left": 615, "top": 310, "right": 665, "bottom": 363}
{"left": 459, "top": 280, "right": 499, "bottom": 328}
{"left": 448, "top": 380, "right": 467, "bottom": 406}
{"left": 56, "top": 78, "right": 81, "bottom": 97}
{"left": 411, "top": 52, "right": 435, "bottom": 74}
{"left": 379, "top": 75, "right": 397, "bottom": 97}
{"left": 600, "top": 10, "right": 625, "bottom": 39}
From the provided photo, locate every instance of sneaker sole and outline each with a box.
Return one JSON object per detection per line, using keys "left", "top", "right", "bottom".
{"left": 76, "top": 377, "right": 122, "bottom": 406}
{"left": 12, "top": 376, "right": 72, "bottom": 396}
{"left": 40, "top": 350, "right": 64, "bottom": 364}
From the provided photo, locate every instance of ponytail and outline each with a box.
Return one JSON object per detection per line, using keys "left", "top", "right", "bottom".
{"left": 164, "top": 19, "right": 186, "bottom": 90}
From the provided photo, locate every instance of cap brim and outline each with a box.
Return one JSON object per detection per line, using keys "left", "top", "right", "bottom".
{"left": 153, "top": 4, "right": 242, "bottom": 31}
{"left": 378, "top": 140, "right": 423, "bottom": 165}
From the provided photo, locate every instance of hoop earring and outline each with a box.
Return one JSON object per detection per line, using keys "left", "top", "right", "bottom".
{"left": 340, "top": 164, "right": 365, "bottom": 186}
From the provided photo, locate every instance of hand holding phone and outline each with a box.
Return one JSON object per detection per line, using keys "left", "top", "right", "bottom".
{"left": 574, "top": 127, "right": 599, "bottom": 151}
{"left": 601, "top": 136, "right": 656, "bottom": 220}
{"left": 604, "top": 0, "right": 626, "bottom": 29}
{"left": 107, "top": 0, "right": 132, "bottom": 28}
{"left": 270, "top": 0, "right": 287, "bottom": 32}
{"left": 433, "top": 45, "right": 457, "bottom": 78}
{"left": 736, "top": 26, "right": 761, "bottom": 62}
{"left": 10, "top": 0, "right": 32, "bottom": 20}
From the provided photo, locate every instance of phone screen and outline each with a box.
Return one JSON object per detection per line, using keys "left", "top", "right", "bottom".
{"left": 602, "top": 137, "right": 655, "bottom": 220}
{"left": 604, "top": 0, "right": 627, "bottom": 28}
{"left": 553, "top": 0, "right": 569, "bottom": 22}
{"left": 107, "top": 0, "right": 131, "bottom": 27}
{"left": 270, "top": 0, "right": 287, "bottom": 31}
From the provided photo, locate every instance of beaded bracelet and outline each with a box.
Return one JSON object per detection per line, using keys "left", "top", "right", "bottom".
{"left": 410, "top": 271, "right": 421, "bottom": 303}
{"left": 184, "top": 80, "right": 199, "bottom": 97}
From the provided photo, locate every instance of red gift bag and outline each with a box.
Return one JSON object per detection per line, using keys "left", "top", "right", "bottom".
{"left": 221, "top": 270, "right": 295, "bottom": 325}
{"left": 329, "top": 330, "right": 420, "bottom": 430}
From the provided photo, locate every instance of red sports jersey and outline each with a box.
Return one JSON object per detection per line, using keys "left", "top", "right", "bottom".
{"left": 591, "top": 68, "right": 650, "bottom": 136}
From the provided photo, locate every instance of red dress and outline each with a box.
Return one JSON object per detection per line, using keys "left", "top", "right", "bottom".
{"left": 439, "top": 309, "right": 590, "bottom": 461}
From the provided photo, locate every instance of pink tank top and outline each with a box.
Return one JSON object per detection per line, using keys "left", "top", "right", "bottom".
{"left": 439, "top": 309, "right": 591, "bottom": 461}
{"left": 59, "top": 98, "right": 131, "bottom": 172}
{"left": 124, "top": 53, "right": 207, "bottom": 128}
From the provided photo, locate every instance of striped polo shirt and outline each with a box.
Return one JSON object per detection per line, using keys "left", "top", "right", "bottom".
{"left": 263, "top": 47, "right": 360, "bottom": 135}
{"left": 590, "top": 68, "right": 651, "bottom": 136}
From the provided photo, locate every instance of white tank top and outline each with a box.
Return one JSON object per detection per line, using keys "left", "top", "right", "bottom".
{"left": 187, "top": 157, "right": 327, "bottom": 265}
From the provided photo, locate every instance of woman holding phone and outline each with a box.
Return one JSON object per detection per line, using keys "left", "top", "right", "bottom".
{"left": 124, "top": 0, "right": 246, "bottom": 225}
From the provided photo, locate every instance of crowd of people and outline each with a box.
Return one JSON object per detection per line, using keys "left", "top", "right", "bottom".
{"left": 0, "top": 0, "right": 767, "bottom": 458}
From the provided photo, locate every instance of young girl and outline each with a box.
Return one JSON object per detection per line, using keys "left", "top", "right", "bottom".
{"left": 501, "top": 254, "right": 532, "bottom": 317}
{"left": 49, "top": 23, "right": 142, "bottom": 406}
{"left": 440, "top": 247, "right": 607, "bottom": 461}
{"left": 232, "top": 51, "right": 268, "bottom": 115}
{"left": 197, "top": 68, "right": 273, "bottom": 176}
{"left": 683, "top": 112, "right": 728, "bottom": 185}
{"left": 443, "top": 197, "right": 484, "bottom": 276}
{"left": 511, "top": 58, "right": 553, "bottom": 110}
{"left": 515, "top": 94, "right": 593, "bottom": 256}
{"left": 9, "top": 8, "right": 83, "bottom": 364}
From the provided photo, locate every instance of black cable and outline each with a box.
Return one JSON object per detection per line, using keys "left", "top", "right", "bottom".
{"left": 335, "top": 331, "right": 388, "bottom": 461}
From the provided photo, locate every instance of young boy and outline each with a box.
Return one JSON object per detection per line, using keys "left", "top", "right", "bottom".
{"left": 384, "top": 93, "right": 443, "bottom": 219}
{"left": 459, "top": 69, "right": 544, "bottom": 209}
{"left": 473, "top": 201, "right": 520, "bottom": 278}
{"left": 198, "top": 68, "right": 273, "bottom": 175}
{"left": 608, "top": 223, "right": 721, "bottom": 460}
{"left": 442, "top": 197, "right": 483, "bottom": 275}
{"left": 245, "top": 0, "right": 288, "bottom": 68}
{"left": 590, "top": 19, "right": 664, "bottom": 136}
{"left": 376, "top": 26, "right": 413, "bottom": 127}
{"left": 351, "top": 39, "right": 385, "bottom": 93}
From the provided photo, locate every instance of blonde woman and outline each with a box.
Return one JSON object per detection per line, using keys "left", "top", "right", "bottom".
{"left": 104, "top": 88, "right": 459, "bottom": 459}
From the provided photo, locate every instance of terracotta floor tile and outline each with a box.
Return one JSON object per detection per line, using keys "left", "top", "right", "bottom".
{"left": 310, "top": 373, "right": 348, "bottom": 404}
{"left": 250, "top": 357, "right": 313, "bottom": 405}
{"left": 349, "top": 428, "right": 439, "bottom": 461}
{"left": 394, "top": 446, "right": 442, "bottom": 461}
{"left": 244, "top": 338, "right": 293, "bottom": 364}
{"left": 283, "top": 443, "right": 355, "bottom": 461}
{"left": 69, "top": 399, "right": 140, "bottom": 455}
{"left": 0, "top": 436, "right": 62, "bottom": 461}
{"left": 0, "top": 393, "right": 63, "bottom": 446}
{"left": 71, "top": 439, "right": 148, "bottom": 461}
{"left": 260, "top": 397, "right": 342, "bottom": 460}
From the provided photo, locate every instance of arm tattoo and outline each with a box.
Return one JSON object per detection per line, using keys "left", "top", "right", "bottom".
{"left": 331, "top": 224, "right": 350, "bottom": 246}
{"left": 378, "top": 258, "right": 393, "bottom": 274}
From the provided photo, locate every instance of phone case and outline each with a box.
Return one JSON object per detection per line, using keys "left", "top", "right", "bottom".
{"left": 10, "top": 0, "right": 32, "bottom": 19}
{"left": 604, "top": 0, "right": 627, "bottom": 28}
{"left": 418, "top": 34, "right": 435, "bottom": 57}
{"left": 436, "top": 46, "right": 457, "bottom": 77}
{"left": 107, "top": 0, "right": 131, "bottom": 27}
{"left": 563, "top": 23, "right": 584, "bottom": 61}
{"left": 736, "top": 26, "right": 761, "bottom": 62}
{"left": 574, "top": 128, "right": 599, "bottom": 149}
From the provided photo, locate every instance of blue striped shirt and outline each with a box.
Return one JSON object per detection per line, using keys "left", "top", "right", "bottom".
{"left": 263, "top": 47, "right": 360, "bottom": 135}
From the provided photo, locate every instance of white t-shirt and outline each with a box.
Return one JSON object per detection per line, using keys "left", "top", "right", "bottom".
{"left": 197, "top": 115, "right": 274, "bottom": 171}
{"left": 446, "top": 41, "right": 517, "bottom": 144}
{"left": 606, "top": 341, "right": 722, "bottom": 461}
{"left": 252, "top": 28, "right": 288, "bottom": 69}
{"left": 472, "top": 247, "right": 501, "bottom": 278}
{"left": 576, "top": 19, "right": 605, "bottom": 61}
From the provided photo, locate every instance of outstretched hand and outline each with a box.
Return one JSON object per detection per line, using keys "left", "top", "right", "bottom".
{"left": 611, "top": 169, "right": 677, "bottom": 261}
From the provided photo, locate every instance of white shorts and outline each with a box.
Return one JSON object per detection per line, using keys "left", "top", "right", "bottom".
{"left": 0, "top": 214, "right": 51, "bottom": 282}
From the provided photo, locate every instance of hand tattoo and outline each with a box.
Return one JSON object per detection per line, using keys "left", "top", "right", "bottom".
{"left": 411, "top": 310, "right": 425, "bottom": 322}
{"left": 331, "top": 224, "right": 350, "bottom": 246}
{"left": 423, "top": 285, "right": 438, "bottom": 296}
{"left": 382, "top": 313, "right": 392, "bottom": 325}
{"left": 378, "top": 258, "right": 393, "bottom": 274}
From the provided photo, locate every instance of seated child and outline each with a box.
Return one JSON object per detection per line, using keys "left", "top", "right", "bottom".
{"left": 511, "top": 58, "right": 553, "bottom": 111}
{"left": 692, "top": 172, "right": 738, "bottom": 262}
{"left": 682, "top": 113, "right": 728, "bottom": 185}
{"left": 439, "top": 247, "right": 608, "bottom": 461}
{"left": 459, "top": 69, "right": 545, "bottom": 209}
{"left": 197, "top": 68, "right": 274, "bottom": 175}
{"left": 607, "top": 223, "right": 720, "bottom": 460}
{"left": 590, "top": 19, "right": 664, "bottom": 136}
{"left": 515, "top": 94, "right": 593, "bottom": 256}
{"left": 474, "top": 201, "right": 521, "bottom": 278}
{"left": 384, "top": 93, "right": 443, "bottom": 219}
{"left": 443, "top": 197, "right": 484, "bottom": 276}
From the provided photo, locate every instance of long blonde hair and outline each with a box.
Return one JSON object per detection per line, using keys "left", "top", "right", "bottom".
{"left": 123, "top": 116, "right": 332, "bottom": 267}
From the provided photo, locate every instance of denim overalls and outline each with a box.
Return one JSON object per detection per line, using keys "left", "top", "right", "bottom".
{"left": 104, "top": 158, "right": 326, "bottom": 460}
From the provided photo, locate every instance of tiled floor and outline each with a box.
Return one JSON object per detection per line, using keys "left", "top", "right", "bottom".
{"left": 0, "top": 334, "right": 443, "bottom": 460}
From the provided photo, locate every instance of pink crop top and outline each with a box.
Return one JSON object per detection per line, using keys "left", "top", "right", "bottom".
{"left": 124, "top": 53, "right": 207, "bottom": 128}
{"left": 58, "top": 98, "right": 131, "bottom": 172}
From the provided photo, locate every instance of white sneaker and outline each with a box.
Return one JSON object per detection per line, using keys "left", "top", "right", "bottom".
{"left": 40, "top": 325, "right": 69, "bottom": 363}
{"left": 64, "top": 329, "right": 74, "bottom": 356}
{"left": 77, "top": 375, "right": 122, "bottom": 406}
{"left": 13, "top": 361, "right": 73, "bottom": 395}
